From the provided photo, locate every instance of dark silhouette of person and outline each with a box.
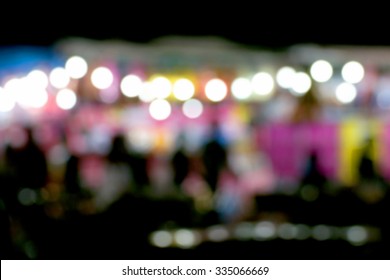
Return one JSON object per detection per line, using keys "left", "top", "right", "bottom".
{"left": 355, "top": 137, "right": 387, "bottom": 205}
{"left": 63, "top": 152, "right": 83, "bottom": 202}
{"left": 105, "top": 133, "right": 134, "bottom": 191}
{"left": 301, "top": 150, "right": 327, "bottom": 188}
{"left": 200, "top": 122, "right": 228, "bottom": 193}
{"left": 108, "top": 133, "right": 150, "bottom": 193}
{"left": 5, "top": 126, "right": 48, "bottom": 191}
{"left": 171, "top": 145, "right": 190, "bottom": 190}
{"left": 129, "top": 152, "right": 150, "bottom": 193}
{"left": 357, "top": 137, "right": 377, "bottom": 182}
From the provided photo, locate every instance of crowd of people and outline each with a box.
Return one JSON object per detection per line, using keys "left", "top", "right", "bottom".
{"left": 1, "top": 105, "right": 390, "bottom": 259}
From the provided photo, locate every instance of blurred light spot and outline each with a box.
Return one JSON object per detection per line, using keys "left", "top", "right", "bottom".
{"left": 346, "top": 226, "right": 368, "bottom": 246}
{"left": 310, "top": 60, "right": 333, "bottom": 82}
{"left": 150, "top": 76, "right": 172, "bottom": 99}
{"left": 173, "top": 78, "right": 195, "bottom": 101}
{"left": 174, "top": 229, "right": 198, "bottom": 248}
{"left": 0, "top": 87, "right": 15, "bottom": 112}
{"left": 91, "top": 67, "right": 113, "bottom": 90}
{"left": 150, "top": 230, "right": 173, "bottom": 248}
{"left": 231, "top": 77, "right": 252, "bottom": 100}
{"left": 139, "top": 82, "right": 157, "bottom": 102}
{"left": 149, "top": 99, "right": 171, "bottom": 120}
{"left": 56, "top": 89, "right": 77, "bottom": 110}
{"left": 251, "top": 72, "right": 274, "bottom": 96}
{"left": 233, "top": 222, "right": 254, "bottom": 240}
{"left": 335, "top": 82, "right": 357, "bottom": 104}
{"left": 290, "top": 72, "right": 312, "bottom": 96}
{"left": 276, "top": 66, "right": 296, "bottom": 89}
{"left": 18, "top": 188, "right": 37, "bottom": 206}
{"left": 120, "top": 74, "right": 143, "bottom": 97}
{"left": 65, "top": 56, "right": 88, "bottom": 79}
{"left": 295, "top": 224, "right": 311, "bottom": 240}
{"left": 205, "top": 78, "right": 227, "bottom": 102}
{"left": 127, "top": 129, "right": 155, "bottom": 153}
{"left": 48, "top": 144, "right": 69, "bottom": 165}
{"left": 376, "top": 88, "right": 390, "bottom": 109}
{"left": 312, "top": 225, "right": 332, "bottom": 241}
{"left": 206, "top": 225, "right": 229, "bottom": 242}
{"left": 27, "top": 70, "right": 49, "bottom": 89}
{"left": 342, "top": 61, "right": 364, "bottom": 84}
{"left": 14, "top": 77, "right": 48, "bottom": 108}
{"left": 277, "top": 223, "right": 298, "bottom": 240}
{"left": 4, "top": 78, "right": 22, "bottom": 95}
{"left": 30, "top": 89, "right": 48, "bottom": 108}
{"left": 254, "top": 221, "right": 276, "bottom": 239}
{"left": 182, "top": 99, "right": 203, "bottom": 119}
{"left": 49, "top": 67, "right": 70, "bottom": 89}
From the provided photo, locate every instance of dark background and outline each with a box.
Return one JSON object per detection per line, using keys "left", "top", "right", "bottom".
{"left": 1, "top": 5, "right": 388, "bottom": 49}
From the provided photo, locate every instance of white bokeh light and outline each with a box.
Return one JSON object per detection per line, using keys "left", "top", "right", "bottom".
{"left": 290, "top": 72, "right": 312, "bottom": 96}
{"left": 49, "top": 67, "right": 70, "bottom": 89}
{"left": 65, "top": 56, "right": 88, "bottom": 79}
{"left": 27, "top": 70, "right": 49, "bottom": 89}
{"left": 251, "top": 72, "right": 274, "bottom": 96}
{"left": 335, "top": 82, "right": 357, "bottom": 104}
{"left": 205, "top": 78, "right": 227, "bottom": 102}
{"left": 231, "top": 77, "right": 252, "bottom": 100}
{"left": 28, "top": 89, "right": 48, "bottom": 108}
{"left": 254, "top": 221, "right": 276, "bottom": 239}
{"left": 346, "top": 226, "right": 368, "bottom": 245}
{"left": 91, "top": 67, "right": 114, "bottom": 90}
{"left": 150, "top": 230, "right": 173, "bottom": 248}
{"left": 0, "top": 87, "right": 15, "bottom": 112}
{"left": 120, "top": 74, "right": 143, "bottom": 97}
{"left": 173, "top": 78, "right": 195, "bottom": 101}
{"left": 276, "top": 66, "right": 296, "bottom": 89}
{"left": 174, "top": 229, "right": 198, "bottom": 248}
{"left": 56, "top": 88, "right": 77, "bottom": 110}
{"left": 150, "top": 76, "right": 172, "bottom": 99}
{"left": 6, "top": 78, "right": 48, "bottom": 108}
{"left": 149, "top": 99, "right": 171, "bottom": 120}
{"left": 341, "top": 61, "right": 365, "bottom": 84}
{"left": 310, "top": 60, "right": 333, "bottom": 82}
{"left": 182, "top": 99, "right": 203, "bottom": 119}
{"left": 139, "top": 82, "right": 157, "bottom": 102}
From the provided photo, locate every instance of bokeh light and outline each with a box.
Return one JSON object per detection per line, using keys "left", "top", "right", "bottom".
{"left": 0, "top": 87, "right": 15, "bottom": 112}
{"left": 173, "top": 78, "right": 195, "bottom": 101}
{"left": 231, "top": 77, "right": 252, "bottom": 100}
{"left": 310, "top": 60, "right": 333, "bottom": 82}
{"left": 341, "top": 61, "right": 365, "bottom": 84}
{"left": 91, "top": 67, "right": 114, "bottom": 90}
{"left": 120, "top": 74, "right": 143, "bottom": 98}
{"left": 251, "top": 72, "right": 274, "bottom": 96}
{"left": 49, "top": 67, "right": 70, "bottom": 89}
{"left": 149, "top": 99, "right": 172, "bottom": 120}
{"left": 290, "top": 72, "right": 312, "bottom": 96}
{"left": 205, "top": 78, "right": 227, "bottom": 102}
{"left": 56, "top": 88, "right": 77, "bottom": 110}
{"left": 65, "top": 56, "right": 88, "bottom": 79}
{"left": 335, "top": 82, "right": 357, "bottom": 104}
{"left": 276, "top": 66, "right": 296, "bottom": 89}
{"left": 182, "top": 98, "right": 203, "bottom": 119}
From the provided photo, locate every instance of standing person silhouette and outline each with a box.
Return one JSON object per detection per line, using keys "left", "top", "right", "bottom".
{"left": 200, "top": 121, "right": 228, "bottom": 193}
{"left": 170, "top": 134, "right": 191, "bottom": 191}
{"left": 5, "top": 125, "right": 48, "bottom": 192}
